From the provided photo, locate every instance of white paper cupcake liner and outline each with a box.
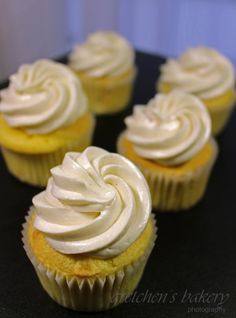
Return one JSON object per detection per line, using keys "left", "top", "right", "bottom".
{"left": 118, "top": 134, "right": 218, "bottom": 211}
{"left": 76, "top": 68, "right": 137, "bottom": 115}
{"left": 22, "top": 209, "right": 157, "bottom": 312}
{"left": 141, "top": 156, "right": 215, "bottom": 211}
{"left": 208, "top": 100, "right": 235, "bottom": 135}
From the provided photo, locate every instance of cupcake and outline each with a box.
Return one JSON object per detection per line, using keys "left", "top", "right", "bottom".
{"left": 117, "top": 91, "right": 218, "bottom": 211}
{"left": 0, "top": 59, "right": 95, "bottom": 187}
{"left": 69, "top": 31, "right": 136, "bottom": 114}
{"left": 157, "top": 47, "right": 236, "bottom": 135}
{"left": 22, "top": 146, "right": 156, "bottom": 311}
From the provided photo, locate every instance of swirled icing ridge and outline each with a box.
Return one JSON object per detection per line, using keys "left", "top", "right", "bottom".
{"left": 0, "top": 59, "right": 87, "bottom": 134}
{"left": 160, "top": 47, "right": 235, "bottom": 99}
{"left": 69, "top": 31, "right": 134, "bottom": 77}
{"left": 33, "top": 146, "right": 151, "bottom": 258}
{"left": 125, "top": 91, "right": 211, "bottom": 166}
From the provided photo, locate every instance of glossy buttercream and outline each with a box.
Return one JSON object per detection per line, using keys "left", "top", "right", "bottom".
{"left": 160, "top": 47, "right": 235, "bottom": 99}
{"left": 33, "top": 147, "right": 151, "bottom": 258}
{"left": 0, "top": 60, "right": 87, "bottom": 134}
{"left": 69, "top": 31, "right": 134, "bottom": 77}
{"left": 125, "top": 92, "right": 211, "bottom": 166}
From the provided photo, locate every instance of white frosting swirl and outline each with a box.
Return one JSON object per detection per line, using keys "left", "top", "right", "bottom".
{"left": 32, "top": 147, "right": 151, "bottom": 258}
{"left": 125, "top": 92, "right": 211, "bottom": 166}
{"left": 160, "top": 47, "right": 235, "bottom": 99}
{"left": 0, "top": 59, "right": 87, "bottom": 134}
{"left": 69, "top": 31, "right": 134, "bottom": 77}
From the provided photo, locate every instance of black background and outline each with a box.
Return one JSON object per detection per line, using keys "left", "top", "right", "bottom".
{"left": 0, "top": 52, "right": 235, "bottom": 318}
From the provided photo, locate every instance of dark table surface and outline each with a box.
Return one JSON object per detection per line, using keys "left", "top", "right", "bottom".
{"left": 0, "top": 51, "right": 236, "bottom": 318}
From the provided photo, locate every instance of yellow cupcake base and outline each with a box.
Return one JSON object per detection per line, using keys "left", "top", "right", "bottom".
{"left": 0, "top": 113, "right": 95, "bottom": 187}
{"left": 158, "top": 82, "right": 236, "bottom": 135}
{"left": 0, "top": 112, "right": 95, "bottom": 154}
{"left": 117, "top": 133, "right": 218, "bottom": 211}
{"left": 203, "top": 91, "right": 236, "bottom": 135}
{"left": 72, "top": 68, "right": 136, "bottom": 115}
{"left": 2, "top": 136, "right": 90, "bottom": 187}
{"left": 22, "top": 209, "right": 156, "bottom": 311}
